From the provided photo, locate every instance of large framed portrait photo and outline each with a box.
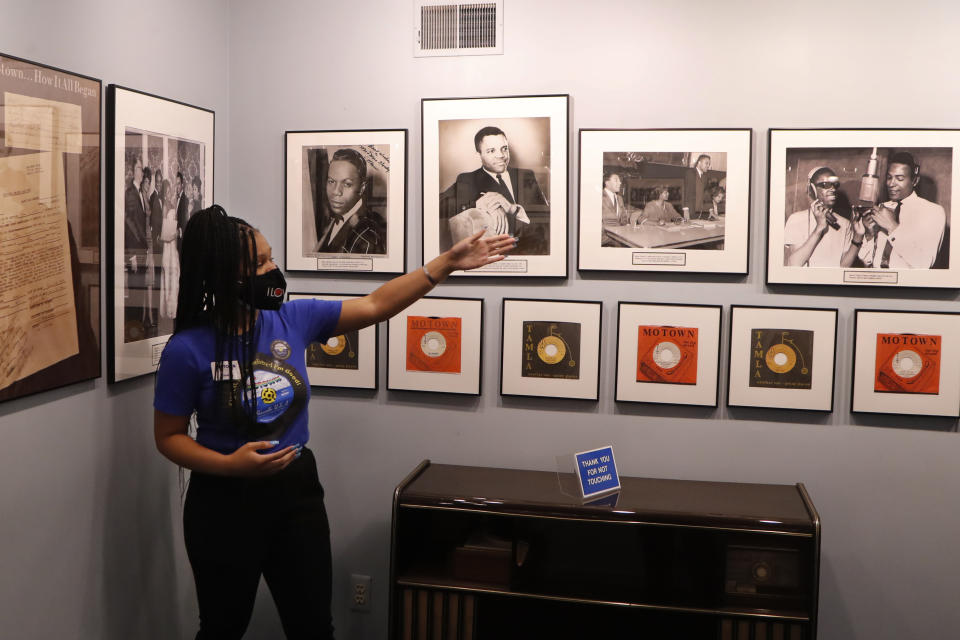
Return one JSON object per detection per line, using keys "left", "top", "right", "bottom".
{"left": 107, "top": 85, "right": 214, "bottom": 383}
{"left": 579, "top": 129, "right": 752, "bottom": 273}
{"left": 285, "top": 129, "right": 407, "bottom": 274}
{"left": 0, "top": 53, "right": 101, "bottom": 403}
{"left": 423, "top": 94, "right": 568, "bottom": 277}
{"left": 767, "top": 129, "right": 959, "bottom": 288}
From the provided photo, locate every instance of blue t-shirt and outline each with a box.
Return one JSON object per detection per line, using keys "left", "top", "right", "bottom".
{"left": 154, "top": 299, "right": 342, "bottom": 454}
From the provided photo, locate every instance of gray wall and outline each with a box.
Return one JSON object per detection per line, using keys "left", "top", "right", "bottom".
{"left": 0, "top": 0, "right": 230, "bottom": 638}
{"left": 3, "top": 1, "right": 960, "bottom": 639}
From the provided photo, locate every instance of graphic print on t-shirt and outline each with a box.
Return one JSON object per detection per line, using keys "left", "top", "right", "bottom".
{"left": 220, "top": 343, "right": 308, "bottom": 441}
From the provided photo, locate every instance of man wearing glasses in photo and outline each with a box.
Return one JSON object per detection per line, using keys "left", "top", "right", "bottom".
{"left": 783, "top": 166, "right": 859, "bottom": 267}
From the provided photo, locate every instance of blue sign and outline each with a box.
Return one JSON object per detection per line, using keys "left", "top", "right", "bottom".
{"left": 575, "top": 446, "right": 620, "bottom": 498}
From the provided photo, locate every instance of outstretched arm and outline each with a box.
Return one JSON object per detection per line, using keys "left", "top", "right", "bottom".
{"left": 334, "top": 231, "right": 516, "bottom": 334}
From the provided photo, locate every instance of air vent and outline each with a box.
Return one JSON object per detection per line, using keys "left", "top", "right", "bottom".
{"left": 414, "top": 0, "right": 504, "bottom": 57}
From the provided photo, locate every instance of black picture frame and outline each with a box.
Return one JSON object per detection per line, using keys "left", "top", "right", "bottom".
{"left": 386, "top": 295, "right": 484, "bottom": 396}
{"left": 500, "top": 298, "right": 602, "bottom": 400}
{"left": 106, "top": 85, "right": 214, "bottom": 383}
{"left": 422, "top": 94, "right": 570, "bottom": 278}
{"left": 727, "top": 304, "right": 838, "bottom": 412}
{"left": 614, "top": 301, "right": 723, "bottom": 407}
{"left": 284, "top": 129, "right": 408, "bottom": 275}
{"left": 0, "top": 52, "right": 102, "bottom": 404}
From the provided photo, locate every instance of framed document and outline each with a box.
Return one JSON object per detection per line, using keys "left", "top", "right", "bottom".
{"left": 852, "top": 309, "right": 960, "bottom": 417}
{"left": 501, "top": 298, "right": 601, "bottom": 400}
{"left": 615, "top": 302, "right": 722, "bottom": 406}
{"left": 107, "top": 85, "right": 214, "bottom": 383}
{"left": 0, "top": 53, "right": 101, "bottom": 403}
{"left": 422, "top": 94, "right": 569, "bottom": 277}
{"left": 387, "top": 296, "right": 483, "bottom": 395}
{"left": 288, "top": 292, "right": 378, "bottom": 390}
{"left": 767, "top": 128, "right": 960, "bottom": 288}
{"left": 579, "top": 128, "right": 752, "bottom": 274}
{"left": 727, "top": 305, "right": 838, "bottom": 412}
{"left": 285, "top": 129, "right": 407, "bottom": 274}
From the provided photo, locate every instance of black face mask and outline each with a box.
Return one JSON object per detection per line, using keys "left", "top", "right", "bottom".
{"left": 239, "top": 268, "right": 286, "bottom": 310}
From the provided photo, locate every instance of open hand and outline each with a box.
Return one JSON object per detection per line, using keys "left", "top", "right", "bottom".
{"left": 447, "top": 230, "right": 517, "bottom": 271}
{"left": 224, "top": 441, "right": 300, "bottom": 477}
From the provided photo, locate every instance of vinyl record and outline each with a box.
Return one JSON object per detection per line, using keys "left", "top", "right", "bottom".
{"left": 891, "top": 349, "right": 923, "bottom": 378}
{"left": 320, "top": 335, "right": 347, "bottom": 356}
{"left": 306, "top": 330, "right": 359, "bottom": 370}
{"left": 537, "top": 335, "right": 566, "bottom": 364}
{"left": 653, "top": 341, "right": 682, "bottom": 369}
{"left": 636, "top": 326, "right": 698, "bottom": 385}
{"left": 764, "top": 343, "right": 797, "bottom": 374}
{"left": 406, "top": 316, "right": 462, "bottom": 373}
{"left": 420, "top": 331, "right": 447, "bottom": 357}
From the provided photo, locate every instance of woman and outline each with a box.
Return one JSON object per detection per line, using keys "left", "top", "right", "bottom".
{"left": 158, "top": 179, "right": 179, "bottom": 320}
{"left": 630, "top": 185, "right": 683, "bottom": 226}
{"left": 154, "top": 206, "right": 514, "bottom": 639}
{"left": 705, "top": 185, "right": 725, "bottom": 220}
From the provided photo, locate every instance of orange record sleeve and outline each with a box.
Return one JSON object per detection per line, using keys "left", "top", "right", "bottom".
{"left": 636, "top": 325, "right": 698, "bottom": 385}
{"left": 874, "top": 333, "right": 941, "bottom": 394}
{"left": 406, "top": 316, "right": 462, "bottom": 373}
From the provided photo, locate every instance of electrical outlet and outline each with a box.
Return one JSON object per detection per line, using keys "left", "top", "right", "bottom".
{"left": 350, "top": 573, "right": 372, "bottom": 612}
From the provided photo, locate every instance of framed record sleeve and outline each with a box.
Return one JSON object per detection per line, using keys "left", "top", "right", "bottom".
{"left": 287, "top": 293, "right": 377, "bottom": 390}
{"left": 851, "top": 309, "right": 960, "bottom": 417}
{"left": 728, "top": 305, "right": 838, "bottom": 412}
{"left": 615, "top": 302, "right": 722, "bottom": 406}
{"left": 387, "top": 296, "right": 482, "bottom": 395}
{"left": 501, "top": 298, "right": 602, "bottom": 400}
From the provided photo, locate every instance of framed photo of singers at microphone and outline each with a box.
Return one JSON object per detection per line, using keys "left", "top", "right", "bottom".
{"left": 614, "top": 302, "right": 722, "bottom": 407}
{"left": 766, "top": 128, "right": 960, "bottom": 288}
{"left": 386, "top": 296, "right": 483, "bottom": 395}
{"left": 285, "top": 129, "right": 407, "bottom": 275}
{"left": 851, "top": 309, "right": 960, "bottom": 418}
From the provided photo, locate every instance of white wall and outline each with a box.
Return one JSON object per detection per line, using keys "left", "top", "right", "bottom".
{"left": 0, "top": 1, "right": 230, "bottom": 637}
{"left": 3, "top": 1, "right": 960, "bottom": 639}
{"left": 228, "top": 1, "right": 960, "bottom": 639}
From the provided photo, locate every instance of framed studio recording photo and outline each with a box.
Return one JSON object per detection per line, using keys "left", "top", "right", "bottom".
{"left": 578, "top": 128, "right": 752, "bottom": 274}
{"left": 0, "top": 53, "right": 101, "bottom": 403}
{"left": 288, "top": 293, "right": 378, "bottom": 390}
{"left": 615, "top": 302, "right": 722, "bottom": 407}
{"left": 851, "top": 309, "right": 960, "bottom": 418}
{"left": 285, "top": 129, "right": 407, "bottom": 274}
{"left": 501, "top": 298, "right": 602, "bottom": 400}
{"left": 422, "top": 94, "right": 569, "bottom": 278}
{"left": 107, "top": 85, "right": 214, "bottom": 383}
{"left": 727, "top": 305, "right": 838, "bottom": 412}
{"left": 767, "top": 128, "right": 960, "bottom": 288}
{"left": 386, "top": 296, "right": 483, "bottom": 395}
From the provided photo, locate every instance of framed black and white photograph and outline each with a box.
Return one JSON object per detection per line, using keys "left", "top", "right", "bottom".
{"left": 501, "top": 298, "right": 601, "bottom": 400}
{"left": 0, "top": 53, "right": 101, "bottom": 403}
{"left": 579, "top": 129, "right": 752, "bottom": 273}
{"left": 615, "top": 302, "right": 722, "bottom": 406}
{"left": 288, "top": 293, "right": 378, "bottom": 390}
{"left": 422, "top": 94, "right": 568, "bottom": 277}
{"left": 767, "top": 129, "right": 960, "bottom": 288}
{"left": 728, "top": 305, "right": 838, "bottom": 412}
{"left": 285, "top": 129, "right": 406, "bottom": 274}
{"left": 851, "top": 309, "right": 960, "bottom": 417}
{"left": 387, "top": 296, "right": 483, "bottom": 395}
{"left": 107, "top": 85, "right": 214, "bottom": 383}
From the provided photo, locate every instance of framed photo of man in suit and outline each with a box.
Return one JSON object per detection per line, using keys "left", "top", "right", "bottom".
{"left": 107, "top": 85, "right": 214, "bottom": 383}
{"left": 285, "top": 129, "right": 407, "bottom": 275}
{"left": 578, "top": 129, "right": 752, "bottom": 274}
{"left": 423, "top": 95, "right": 569, "bottom": 278}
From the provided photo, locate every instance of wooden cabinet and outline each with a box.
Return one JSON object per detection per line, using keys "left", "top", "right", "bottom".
{"left": 389, "top": 461, "right": 820, "bottom": 639}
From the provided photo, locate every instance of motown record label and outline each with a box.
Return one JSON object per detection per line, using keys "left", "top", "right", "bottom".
{"left": 306, "top": 331, "right": 359, "bottom": 370}
{"left": 636, "top": 325, "right": 698, "bottom": 385}
{"left": 522, "top": 321, "right": 581, "bottom": 380}
{"left": 406, "top": 316, "right": 462, "bottom": 373}
{"left": 749, "top": 328, "right": 813, "bottom": 389}
{"left": 874, "top": 333, "right": 941, "bottom": 394}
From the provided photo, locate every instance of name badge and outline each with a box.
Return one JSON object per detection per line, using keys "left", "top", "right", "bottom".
{"left": 210, "top": 360, "right": 242, "bottom": 380}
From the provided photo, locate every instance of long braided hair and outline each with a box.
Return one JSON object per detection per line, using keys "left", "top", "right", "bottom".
{"left": 175, "top": 205, "right": 260, "bottom": 429}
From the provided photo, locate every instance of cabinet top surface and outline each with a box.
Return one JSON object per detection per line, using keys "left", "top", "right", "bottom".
{"left": 399, "top": 462, "right": 816, "bottom": 533}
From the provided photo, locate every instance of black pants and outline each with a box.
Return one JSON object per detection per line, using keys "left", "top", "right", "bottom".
{"left": 184, "top": 447, "right": 334, "bottom": 639}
